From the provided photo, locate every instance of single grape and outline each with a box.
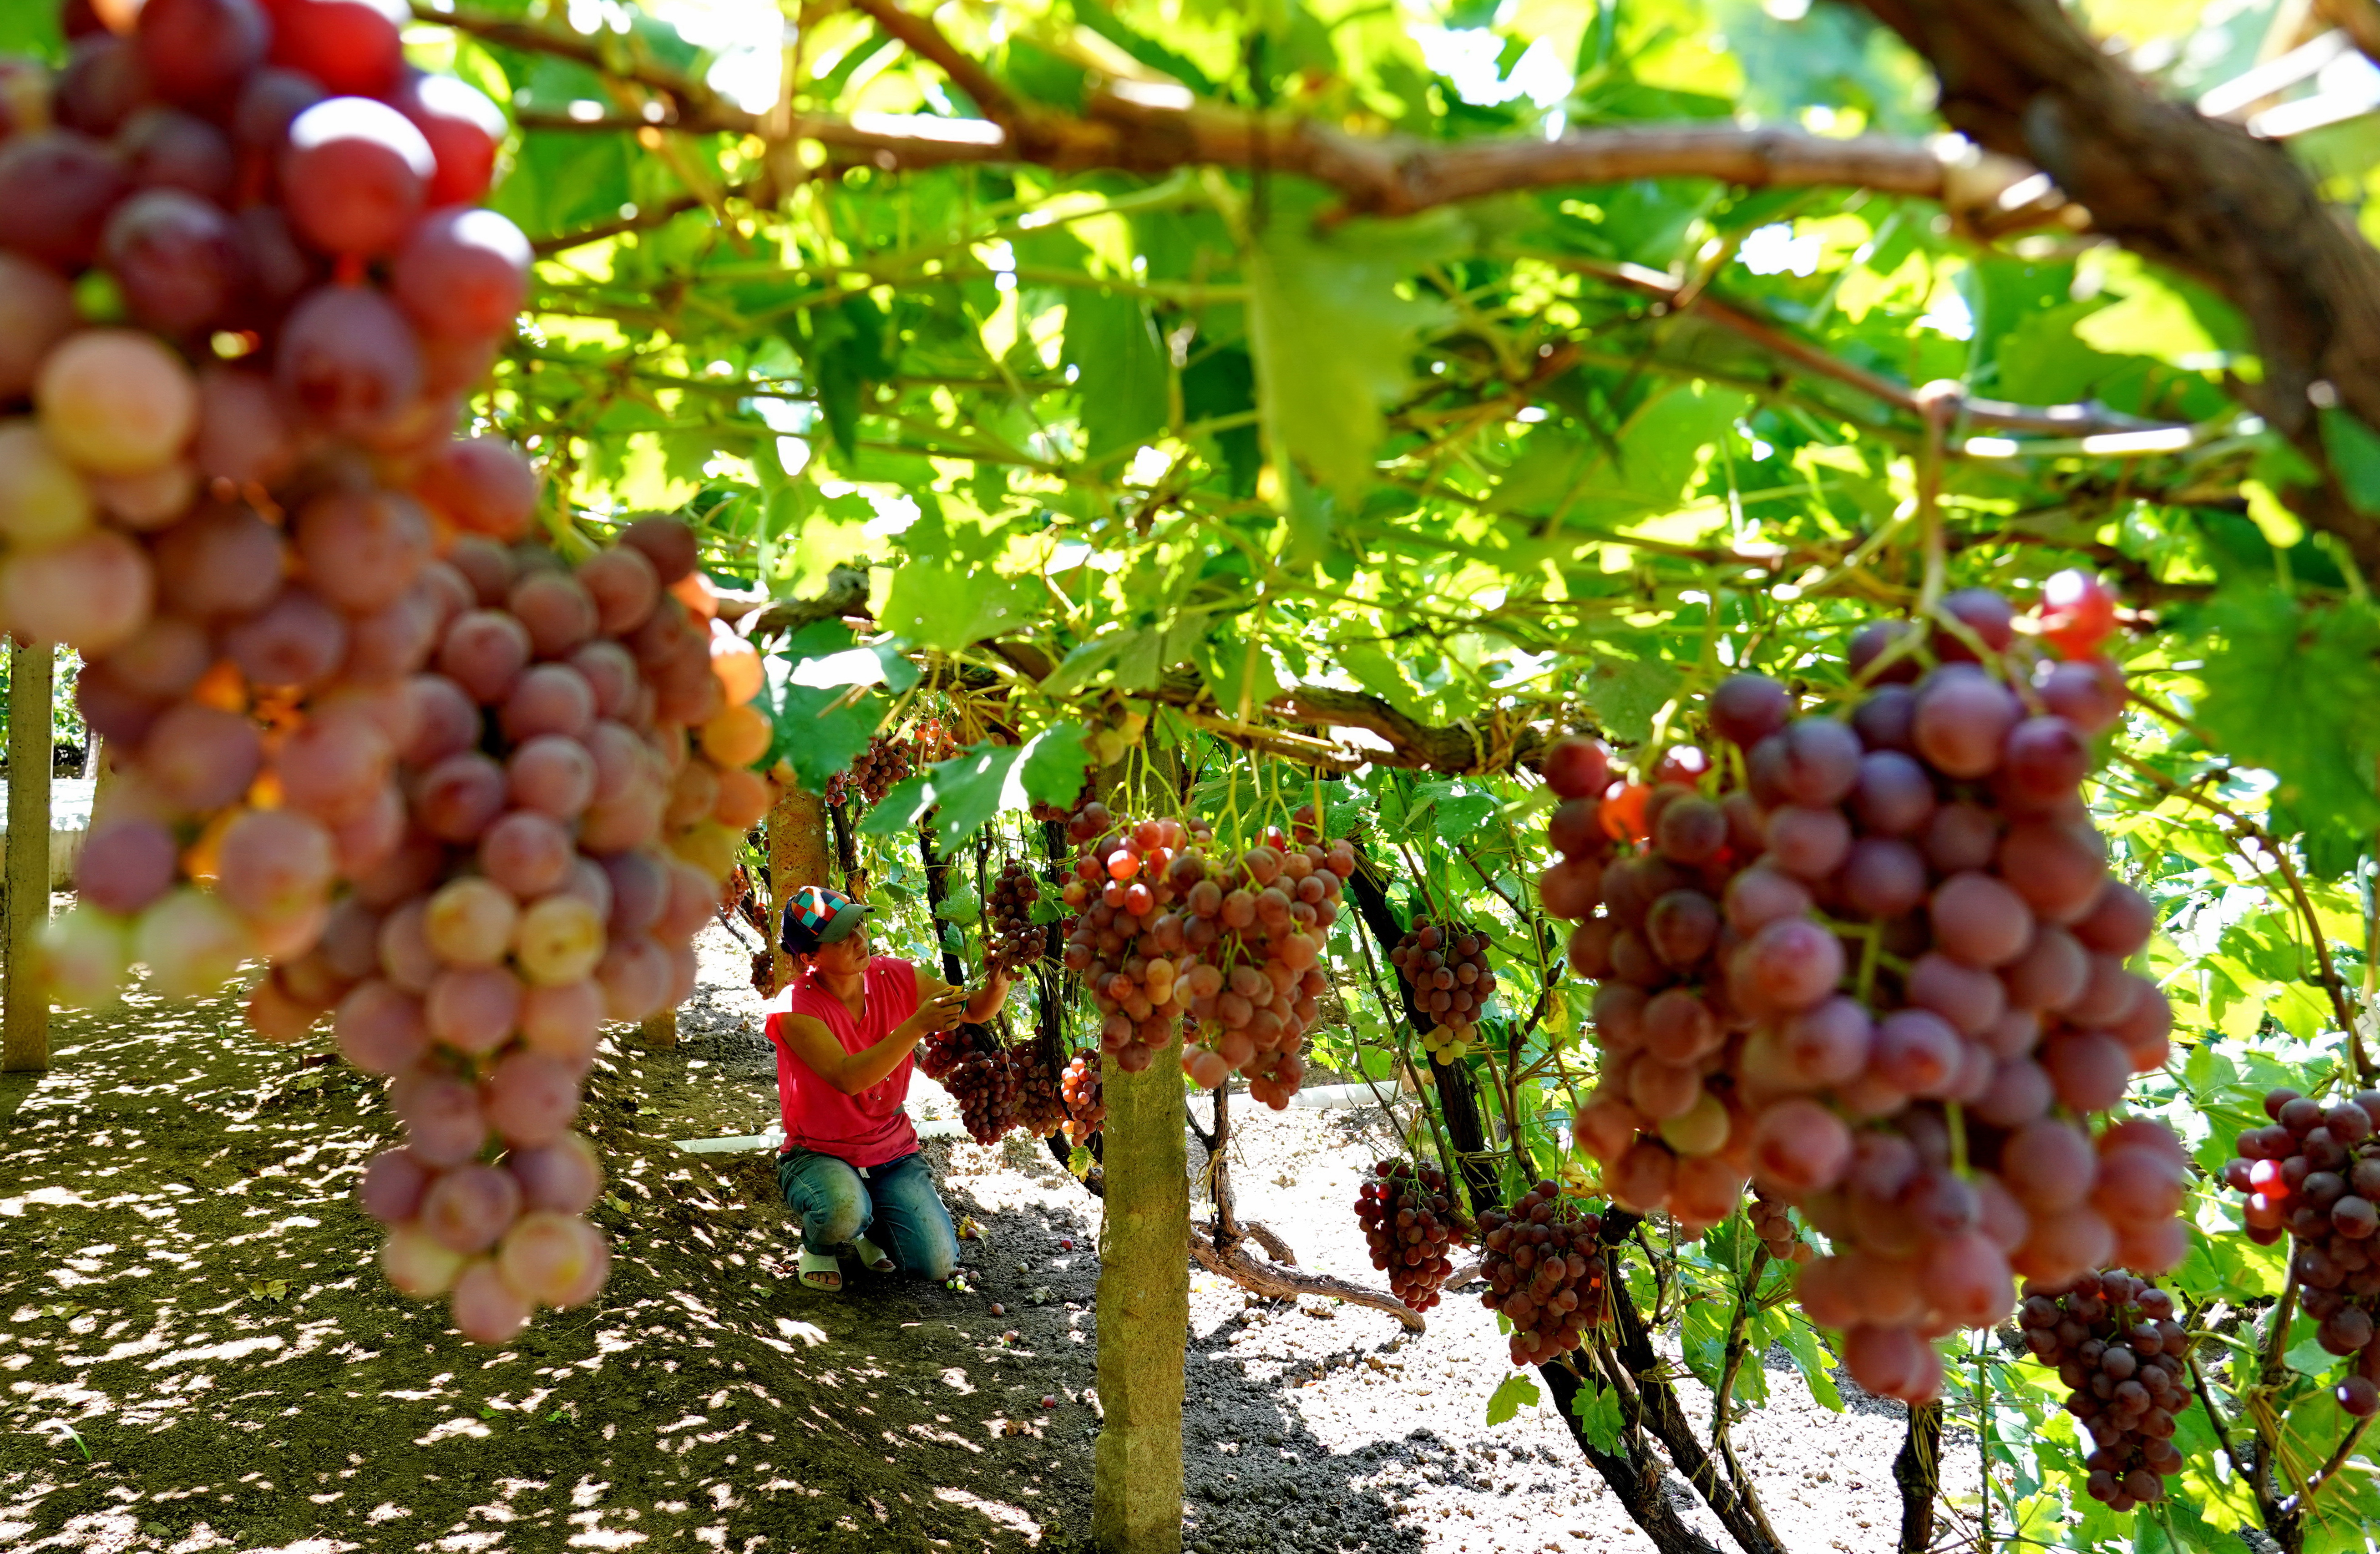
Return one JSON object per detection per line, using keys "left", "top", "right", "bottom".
{"left": 192, "top": 365, "right": 298, "bottom": 489}
{"left": 620, "top": 516, "right": 698, "bottom": 583}
{"left": 359, "top": 1146, "right": 433, "bottom": 1225}
{"left": 499, "top": 663, "right": 595, "bottom": 742}
{"left": 280, "top": 95, "right": 435, "bottom": 257}
{"left": 381, "top": 1224, "right": 465, "bottom": 1299}
{"left": 519, "top": 979, "right": 604, "bottom": 1068}
{"left": 41, "top": 905, "right": 132, "bottom": 1009}
{"left": 1930, "top": 872, "right": 2035, "bottom": 969}
{"left": 496, "top": 1209, "right": 603, "bottom": 1306}
{"left": 1709, "top": 673, "right": 1791, "bottom": 747}
{"left": 515, "top": 893, "right": 607, "bottom": 987}
{"left": 223, "top": 586, "right": 349, "bottom": 689}
{"left": 392, "top": 207, "right": 531, "bottom": 341}
{"left": 391, "top": 72, "right": 506, "bottom": 207}
{"left": 142, "top": 701, "right": 263, "bottom": 813}
{"left": 577, "top": 546, "right": 658, "bottom": 637}
{"left": 1750, "top": 1098, "right": 1854, "bottom": 1197}
{"left": 420, "top": 1163, "right": 521, "bottom": 1255}
{"left": 594, "top": 932, "right": 671, "bottom": 1022}
{"left": 276, "top": 284, "right": 425, "bottom": 437}
{"left": 101, "top": 188, "right": 243, "bottom": 334}
{"left": 135, "top": 0, "right": 267, "bottom": 108}
{"left": 425, "top": 963, "right": 522, "bottom": 1056}
{"left": 480, "top": 810, "right": 573, "bottom": 898}
{"left": 413, "top": 751, "right": 507, "bottom": 842}
{"left": 1911, "top": 668, "right": 2021, "bottom": 780}
{"left": 215, "top": 807, "right": 336, "bottom": 926}
{"left": 484, "top": 1050, "right": 582, "bottom": 1148}
{"left": 437, "top": 608, "right": 532, "bottom": 704}
{"left": 36, "top": 329, "right": 198, "bottom": 477}
{"left": 0, "top": 253, "right": 76, "bottom": 401}
{"left": 1, "top": 530, "right": 153, "bottom": 653}
{"left": 278, "top": 706, "right": 396, "bottom": 826}
{"left": 414, "top": 437, "right": 538, "bottom": 542}
{"left": 153, "top": 499, "right": 284, "bottom": 619}
{"left": 506, "top": 735, "right": 596, "bottom": 820}
{"left": 0, "top": 130, "right": 133, "bottom": 270}
{"left": 268, "top": 0, "right": 407, "bottom": 96}
{"left": 392, "top": 1067, "right": 489, "bottom": 1167}
{"left": 293, "top": 486, "right": 433, "bottom": 614}
{"left": 425, "top": 876, "right": 518, "bottom": 968}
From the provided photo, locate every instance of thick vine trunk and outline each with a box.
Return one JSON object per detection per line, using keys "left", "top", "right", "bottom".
{"left": 1894, "top": 1402, "right": 1943, "bottom": 1553}
{"left": 1850, "top": 0, "right": 2380, "bottom": 570}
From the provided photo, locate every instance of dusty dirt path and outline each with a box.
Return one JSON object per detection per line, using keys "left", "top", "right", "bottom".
{"left": 0, "top": 921, "right": 1971, "bottom": 1553}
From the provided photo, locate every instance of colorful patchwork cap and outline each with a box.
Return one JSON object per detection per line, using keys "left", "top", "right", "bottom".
{"left": 780, "top": 884, "right": 872, "bottom": 955}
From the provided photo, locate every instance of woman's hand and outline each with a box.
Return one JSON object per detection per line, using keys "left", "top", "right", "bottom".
{"left": 905, "top": 984, "right": 969, "bottom": 1038}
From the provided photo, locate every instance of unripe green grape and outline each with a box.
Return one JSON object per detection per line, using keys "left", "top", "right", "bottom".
{"left": 134, "top": 887, "right": 254, "bottom": 999}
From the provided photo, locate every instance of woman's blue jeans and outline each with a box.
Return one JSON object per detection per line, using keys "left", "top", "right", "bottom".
{"left": 776, "top": 1147, "right": 960, "bottom": 1281}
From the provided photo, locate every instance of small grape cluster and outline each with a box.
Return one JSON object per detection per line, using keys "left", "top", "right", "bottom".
{"left": 0, "top": 5, "right": 773, "bottom": 1348}
{"left": 983, "top": 860, "right": 1045, "bottom": 980}
{"left": 1353, "top": 1159, "right": 1472, "bottom": 1313}
{"left": 1012, "top": 1043, "right": 1069, "bottom": 1140}
{"left": 1750, "top": 1189, "right": 1812, "bottom": 1265}
{"left": 826, "top": 736, "right": 914, "bottom": 809}
{"left": 2222, "top": 1086, "right": 2380, "bottom": 1417}
{"left": 1390, "top": 917, "right": 1497, "bottom": 1064}
{"left": 2016, "top": 1271, "right": 2195, "bottom": 1508}
{"left": 1060, "top": 1051, "right": 1104, "bottom": 1143}
{"left": 1548, "top": 575, "right": 2187, "bottom": 1404}
{"left": 909, "top": 715, "right": 957, "bottom": 766}
{"left": 943, "top": 1031, "right": 1021, "bottom": 1145}
{"left": 1476, "top": 1181, "right": 1610, "bottom": 1368}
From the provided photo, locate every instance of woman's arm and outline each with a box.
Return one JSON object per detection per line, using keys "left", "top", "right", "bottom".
{"left": 775, "top": 984, "right": 968, "bottom": 1095}
{"left": 960, "top": 971, "right": 1013, "bottom": 1024}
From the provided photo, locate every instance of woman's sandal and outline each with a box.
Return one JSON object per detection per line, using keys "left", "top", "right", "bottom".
{"left": 797, "top": 1247, "right": 843, "bottom": 1292}
{"left": 852, "top": 1236, "right": 896, "bottom": 1274}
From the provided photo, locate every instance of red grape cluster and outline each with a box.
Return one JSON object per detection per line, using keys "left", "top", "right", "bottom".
{"left": 825, "top": 736, "right": 913, "bottom": 808}
{"left": 1175, "top": 831, "right": 1351, "bottom": 1108}
{"left": 909, "top": 714, "right": 957, "bottom": 766}
{"left": 2016, "top": 1271, "right": 2195, "bottom": 1508}
{"left": 1058, "top": 805, "right": 1212, "bottom": 1074}
{"left": 1476, "top": 1181, "right": 1610, "bottom": 1367}
{"left": 1060, "top": 1051, "right": 1103, "bottom": 1143}
{"left": 3, "top": 6, "right": 777, "bottom": 1346}
{"left": 1550, "top": 577, "right": 2186, "bottom": 1403}
{"left": 2222, "top": 1086, "right": 2380, "bottom": 1417}
{"left": 1012, "top": 1042, "right": 1068, "bottom": 1140}
{"left": 983, "top": 859, "right": 1044, "bottom": 980}
{"left": 915, "top": 1016, "right": 993, "bottom": 1083}
{"left": 1354, "top": 1159, "right": 1473, "bottom": 1312}
{"left": 1389, "top": 917, "right": 1498, "bottom": 1064}
{"left": 943, "top": 1032, "right": 1021, "bottom": 1145}
{"left": 1751, "top": 1189, "right": 1812, "bottom": 1265}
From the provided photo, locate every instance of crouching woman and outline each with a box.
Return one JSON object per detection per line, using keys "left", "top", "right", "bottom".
{"left": 765, "top": 884, "right": 1010, "bottom": 1292}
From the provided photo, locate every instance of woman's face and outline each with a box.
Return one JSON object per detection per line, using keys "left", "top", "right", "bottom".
{"left": 810, "top": 923, "right": 871, "bottom": 976}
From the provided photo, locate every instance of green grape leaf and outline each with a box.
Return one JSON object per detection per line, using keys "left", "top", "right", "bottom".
{"left": 878, "top": 562, "right": 1043, "bottom": 652}
{"left": 1248, "top": 190, "right": 1462, "bottom": 501}
{"left": 1779, "top": 1320, "right": 1844, "bottom": 1412}
{"left": 1566, "top": 1370, "right": 1625, "bottom": 1452}
{"left": 759, "top": 623, "right": 915, "bottom": 790}
{"left": 2319, "top": 407, "right": 2380, "bottom": 516}
{"left": 1019, "top": 722, "right": 1092, "bottom": 810}
{"left": 1484, "top": 1372, "right": 1539, "bottom": 1427}
{"left": 1065, "top": 291, "right": 1168, "bottom": 462}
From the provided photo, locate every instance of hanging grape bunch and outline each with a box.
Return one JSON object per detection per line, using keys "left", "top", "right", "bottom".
{"left": 983, "top": 859, "right": 1045, "bottom": 980}
{"left": 1750, "top": 1189, "right": 1813, "bottom": 1265}
{"left": 0, "top": 5, "right": 777, "bottom": 1347}
{"left": 2016, "top": 1271, "right": 2197, "bottom": 1507}
{"left": 1012, "top": 1043, "right": 1069, "bottom": 1140}
{"left": 1475, "top": 1181, "right": 1610, "bottom": 1367}
{"left": 1060, "top": 1051, "right": 1104, "bottom": 1143}
{"left": 1389, "top": 917, "right": 1496, "bottom": 1065}
{"left": 1176, "top": 827, "right": 1355, "bottom": 1108}
{"left": 942, "top": 1030, "right": 1021, "bottom": 1144}
{"left": 2221, "top": 1086, "right": 2380, "bottom": 1417}
{"left": 1547, "top": 574, "right": 2187, "bottom": 1404}
{"left": 828, "top": 736, "right": 915, "bottom": 809}
{"left": 1058, "top": 805, "right": 1211, "bottom": 1074}
{"left": 916, "top": 1015, "right": 994, "bottom": 1083}
{"left": 1354, "top": 1159, "right": 1473, "bottom": 1313}
{"left": 909, "top": 714, "right": 958, "bottom": 766}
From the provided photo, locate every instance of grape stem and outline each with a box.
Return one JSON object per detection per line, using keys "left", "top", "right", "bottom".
{"left": 1708, "top": 1242, "right": 1775, "bottom": 1526}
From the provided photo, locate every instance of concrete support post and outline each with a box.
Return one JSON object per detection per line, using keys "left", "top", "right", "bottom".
{"left": 768, "top": 782, "right": 831, "bottom": 993}
{"left": 1091, "top": 1027, "right": 1188, "bottom": 1553}
{"left": 4, "top": 638, "right": 51, "bottom": 1074}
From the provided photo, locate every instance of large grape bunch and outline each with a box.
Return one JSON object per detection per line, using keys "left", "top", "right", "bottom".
{"left": 1389, "top": 917, "right": 1497, "bottom": 1065}
{"left": 916, "top": 1016, "right": 993, "bottom": 1083}
{"left": 826, "top": 735, "right": 913, "bottom": 808}
{"left": 1548, "top": 574, "right": 2188, "bottom": 1403}
{"left": 2016, "top": 1271, "right": 2197, "bottom": 1508}
{"left": 1354, "top": 1158, "right": 1473, "bottom": 1312}
{"left": 1057, "top": 803, "right": 1346, "bottom": 1105}
{"left": 1059, "top": 1051, "right": 1103, "bottom": 1143}
{"left": 1750, "top": 1189, "right": 1813, "bottom": 1265}
{"left": 1173, "top": 826, "right": 1354, "bottom": 1107}
{"left": 1475, "top": 1181, "right": 1610, "bottom": 1368}
{"left": 983, "top": 859, "right": 1044, "bottom": 980}
{"left": 1012, "top": 1042, "right": 1068, "bottom": 1140}
{"left": 2221, "top": 1086, "right": 2380, "bottom": 1417}
{"left": 943, "top": 1031, "right": 1021, "bottom": 1144}
{"left": 5, "top": 4, "right": 777, "bottom": 1346}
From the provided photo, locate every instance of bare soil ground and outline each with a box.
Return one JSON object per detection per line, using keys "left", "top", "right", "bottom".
{"left": 0, "top": 919, "right": 1973, "bottom": 1554}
